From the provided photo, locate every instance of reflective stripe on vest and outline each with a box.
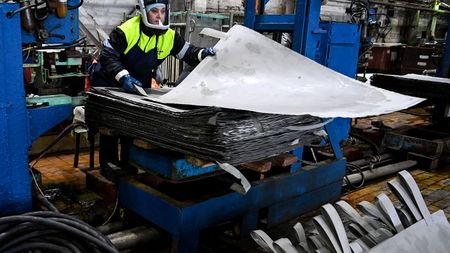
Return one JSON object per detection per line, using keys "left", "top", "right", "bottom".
{"left": 118, "top": 16, "right": 175, "bottom": 60}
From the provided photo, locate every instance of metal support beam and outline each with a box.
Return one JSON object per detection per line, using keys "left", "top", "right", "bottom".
{"left": 0, "top": 3, "right": 74, "bottom": 215}
{"left": 0, "top": 3, "right": 32, "bottom": 215}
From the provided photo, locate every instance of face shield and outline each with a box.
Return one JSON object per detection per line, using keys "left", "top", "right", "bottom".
{"left": 138, "top": 0, "right": 170, "bottom": 30}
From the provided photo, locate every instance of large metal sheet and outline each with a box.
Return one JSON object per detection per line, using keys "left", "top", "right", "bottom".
{"left": 368, "top": 210, "right": 450, "bottom": 253}
{"left": 155, "top": 25, "right": 424, "bottom": 118}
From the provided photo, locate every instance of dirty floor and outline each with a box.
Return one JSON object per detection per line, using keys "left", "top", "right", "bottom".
{"left": 33, "top": 109, "right": 450, "bottom": 252}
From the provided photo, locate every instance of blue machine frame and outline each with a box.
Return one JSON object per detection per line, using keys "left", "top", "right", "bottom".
{"left": 119, "top": 159, "right": 345, "bottom": 252}
{"left": 0, "top": 3, "right": 74, "bottom": 215}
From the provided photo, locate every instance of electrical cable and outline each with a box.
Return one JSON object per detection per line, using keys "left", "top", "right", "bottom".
{"left": 344, "top": 162, "right": 366, "bottom": 189}
{"left": 30, "top": 122, "right": 85, "bottom": 170}
{"left": 349, "top": 0, "right": 369, "bottom": 24}
{"left": 28, "top": 122, "right": 86, "bottom": 205}
{"left": 6, "top": 1, "right": 39, "bottom": 18}
{"left": 102, "top": 194, "right": 119, "bottom": 226}
{"left": 35, "top": 192, "right": 59, "bottom": 212}
{"left": 0, "top": 212, "right": 119, "bottom": 253}
{"left": 28, "top": 121, "right": 118, "bottom": 226}
{"left": 349, "top": 0, "right": 393, "bottom": 42}
{"left": 36, "top": 36, "right": 87, "bottom": 50}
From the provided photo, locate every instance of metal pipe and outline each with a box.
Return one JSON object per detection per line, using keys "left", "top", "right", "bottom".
{"left": 344, "top": 160, "right": 418, "bottom": 186}
{"left": 96, "top": 221, "right": 126, "bottom": 235}
{"left": 349, "top": 153, "right": 393, "bottom": 167}
{"left": 370, "top": 0, "right": 450, "bottom": 14}
{"left": 108, "top": 226, "right": 162, "bottom": 251}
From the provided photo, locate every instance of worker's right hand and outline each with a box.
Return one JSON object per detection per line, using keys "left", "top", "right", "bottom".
{"left": 119, "top": 74, "right": 143, "bottom": 94}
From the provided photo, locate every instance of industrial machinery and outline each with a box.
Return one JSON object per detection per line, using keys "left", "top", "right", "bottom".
{"left": 1, "top": 0, "right": 360, "bottom": 252}
{"left": 366, "top": 19, "right": 450, "bottom": 170}
{"left": 84, "top": 1, "right": 360, "bottom": 253}
{"left": 0, "top": 1, "right": 82, "bottom": 215}
{"left": 20, "top": 0, "right": 87, "bottom": 96}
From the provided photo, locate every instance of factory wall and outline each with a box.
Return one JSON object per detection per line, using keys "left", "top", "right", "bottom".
{"left": 181, "top": 0, "right": 448, "bottom": 44}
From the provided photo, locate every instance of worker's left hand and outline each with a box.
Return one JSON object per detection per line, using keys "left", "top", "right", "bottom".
{"left": 200, "top": 47, "right": 216, "bottom": 60}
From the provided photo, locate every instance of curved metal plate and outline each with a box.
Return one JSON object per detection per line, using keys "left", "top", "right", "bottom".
{"left": 388, "top": 178, "right": 422, "bottom": 222}
{"left": 273, "top": 238, "right": 299, "bottom": 253}
{"left": 348, "top": 223, "right": 365, "bottom": 238}
{"left": 321, "top": 204, "right": 351, "bottom": 253}
{"left": 398, "top": 170, "right": 431, "bottom": 224}
{"left": 336, "top": 201, "right": 374, "bottom": 233}
{"left": 293, "top": 222, "right": 308, "bottom": 246}
{"left": 375, "top": 193, "right": 404, "bottom": 233}
{"left": 316, "top": 248, "right": 332, "bottom": 253}
{"left": 396, "top": 206, "right": 414, "bottom": 228}
{"left": 308, "top": 235, "right": 325, "bottom": 251}
{"left": 251, "top": 230, "right": 276, "bottom": 252}
{"left": 349, "top": 241, "right": 364, "bottom": 253}
{"left": 313, "top": 215, "right": 343, "bottom": 253}
{"left": 357, "top": 201, "right": 395, "bottom": 231}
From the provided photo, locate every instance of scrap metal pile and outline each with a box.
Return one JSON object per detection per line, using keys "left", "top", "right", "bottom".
{"left": 252, "top": 170, "right": 450, "bottom": 253}
{"left": 85, "top": 87, "right": 323, "bottom": 165}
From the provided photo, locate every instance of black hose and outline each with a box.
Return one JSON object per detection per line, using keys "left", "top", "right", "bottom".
{"left": 0, "top": 230, "right": 57, "bottom": 252}
{"left": 25, "top": 211, "right": 113, "bottom": 243}
{"left": 3, "top": 242, "right": 72, "bottom": 253}
{"left": 344, "top": 162, "right": 366, "bottom": 189}
{"left": 40, "top": 236, "right": 83, "bottom": 253}
{"left": 0, "top": 212, "right": 119, "bottom": 253}
{"left": 35, "top": 192, "right": 59, "bottom": 212}
{"left": 5, "top": 0, "right": 46, "bottom": 18}
{"left": 349, "top": 0, "right": 369, "bottom": 24}
{"left": 6, "top": 3, "right": 35, "bottom": 18}
{"left": 24, "top": 212, "right": 113, "bottom": 246}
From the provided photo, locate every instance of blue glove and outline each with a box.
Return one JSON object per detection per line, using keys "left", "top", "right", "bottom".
{"left": 119, "top": 74, "right": 143, "bottom": 94}
{"left": 201, "top": 47, "right": 216, "bottom": 60}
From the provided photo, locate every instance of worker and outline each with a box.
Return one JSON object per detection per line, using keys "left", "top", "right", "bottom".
{"left": 90, "top": 0, "right": 216, "bottom": 93}
{"left": 89, "top": 0, "right": 216, "bottom": 170}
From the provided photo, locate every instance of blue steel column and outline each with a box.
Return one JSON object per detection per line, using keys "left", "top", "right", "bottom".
{"left": 293, "top": 0, "right": 322, "bottom": 57}
{"left": 301, "top": 0, "right": 322, "bottom": 57}
{"left": 0, "top": 3, "right": 32, "bottom": 215}
{"left": 292, "top": 0, "right": 308, "bottom": 53}
{"left": 244, "top": 0, "right": 257, "bottom": 28}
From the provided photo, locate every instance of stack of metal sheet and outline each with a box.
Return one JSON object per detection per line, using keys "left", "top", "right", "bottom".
{"left": 85, "top": 87, "right": 323, "bottom": 165}
{"left": 371, "top": 74, "right": 450, "bottom": 101}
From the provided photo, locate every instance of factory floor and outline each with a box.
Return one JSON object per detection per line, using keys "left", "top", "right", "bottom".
{"left": 33, "top": 108, "right": 450, "bottom": 252}
{"left": 35, "top": 152, "right": 96, "bottom": 187}
{"left": 34, "top": 153, "right": 450, "bottom": 218}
